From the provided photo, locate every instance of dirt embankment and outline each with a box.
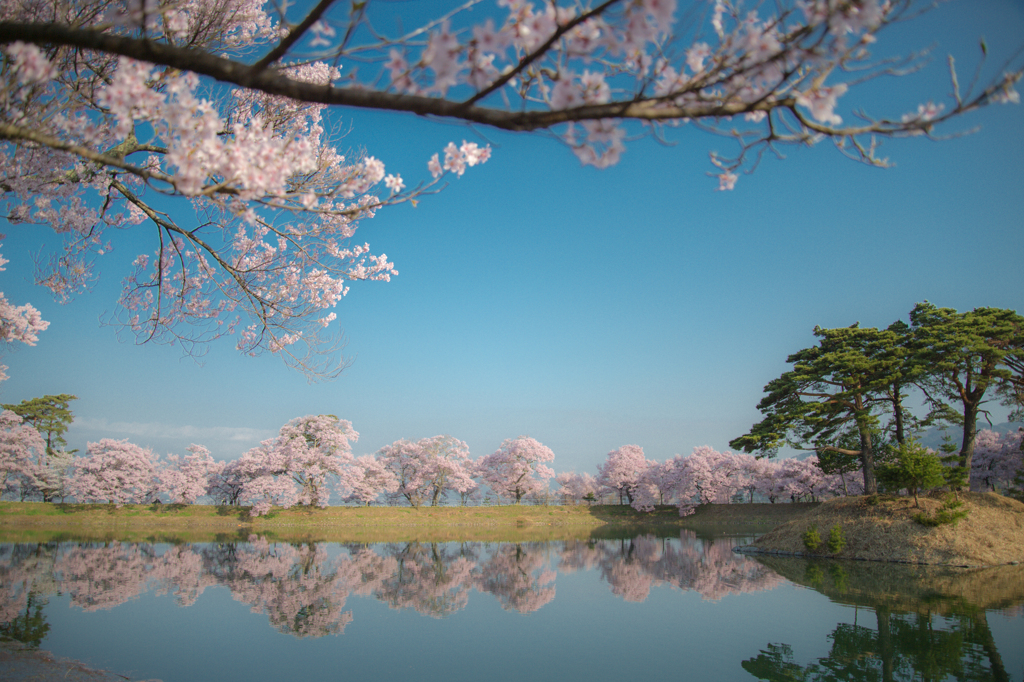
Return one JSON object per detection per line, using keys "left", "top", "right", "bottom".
{"left": 739, "top": 492, "right": 1024, "bottom": 567}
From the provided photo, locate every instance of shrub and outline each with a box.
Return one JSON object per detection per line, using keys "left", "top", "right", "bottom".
{"left": 875, "top": 439, "right": 946, "bottom": 507}
{"left": 913, "top": 494, "right": 969, "bottom": 527}
{"left": 826, "top": 524, "right": 846, "bottom": 554}
{"left": 803, "top": 525, "right": 822, "bottom": 551}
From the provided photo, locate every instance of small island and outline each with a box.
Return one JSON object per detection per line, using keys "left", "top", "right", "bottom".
{"left": 735, "top": 492, "right": 1024, "bottom": 567}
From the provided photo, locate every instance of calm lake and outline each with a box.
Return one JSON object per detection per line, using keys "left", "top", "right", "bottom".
{"left": 2, "top": 528, "right": 1022, "bottom": 681}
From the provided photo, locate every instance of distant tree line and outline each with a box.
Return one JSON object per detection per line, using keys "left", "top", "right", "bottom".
{"left": 2, "top": 303, "right": 1022, "bottom": 514}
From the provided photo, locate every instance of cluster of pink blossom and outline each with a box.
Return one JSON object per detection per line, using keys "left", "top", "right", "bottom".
{"left": 557, "top": 443, "right": 862, "bottom": 516}
{"left": 159, "top": 445, "right": 224, "bottom": 504}
{"left": 363, "top": 434, "right": 556, "bottom": 507}
{"left": 231, "top": 414, "right": 359, "bottom": 515}
{"left": 358, "top": 0, "right": 1021, "bottom": 184}
{"left": 0, "top": 409, "right": 47, "bottom": 499}
{"left": 595, "top": 444, "right": 653, "bottom": 504}
{"left": 0, "top": 249, "right": 49, "bottom": 383}
{"left": 476, "top": 436, "right": 556, "bottom": 504}
{"left": 374, "top": 434, "right": 478, "bottom": 506}
{"left": 8, "top": 412, "right": 1023, "bottom": 516}
{"left": 67, "top": 438, "right": 159, "bottom": 505}
{"left": 554, "top": 470, "right": 598, "bottom": 503}
{"left": 1, "top": 408, "right": 566, "bottom": 510}
{"left": 0, "top": 0, "right": 1018, "bottom": 383}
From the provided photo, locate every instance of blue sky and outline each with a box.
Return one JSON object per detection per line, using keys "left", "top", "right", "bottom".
{"left": 1, "top": 0, "right": 1022, "bottom": 475}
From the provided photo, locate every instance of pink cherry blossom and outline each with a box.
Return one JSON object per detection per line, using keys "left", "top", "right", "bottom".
{"left": 238, "top": 414, "right": 357, "bottom": 515}
{"left": 597, "top": 445, "right": 652, "bottom": 505}
{"left": 158, "top": 444, "right": 224, "bottom": 504}
{"left": 69, "top": 438, "right": 158, "bottom": 505}
{"left": 478, "top": 436, "right": 555, "bottom": 504}
{"left": 0, "top": 409, "right": 47, "bottom": 499}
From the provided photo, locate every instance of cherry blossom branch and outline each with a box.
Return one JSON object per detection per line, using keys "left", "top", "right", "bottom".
{"left": 462, "top": 0, "right": 621, "bottom": 106}
{"left": 0, "top": 120, "right": 175, "bottom": 186}
{"left": 251, "top": 0, "right": 335, "bottom": 71}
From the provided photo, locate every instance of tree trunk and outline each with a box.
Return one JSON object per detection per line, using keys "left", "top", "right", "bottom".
{"left": 892, "top": 381, "right": 906, "bottom": 445}
{"left": 858, "top": 421, "right": 877, "bottom": 495}
{"left": 960, "top": 401, "right": 980, "bottom": 475}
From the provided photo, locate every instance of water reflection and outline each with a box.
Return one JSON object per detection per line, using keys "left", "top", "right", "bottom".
{"left": 1, "top": 533, "right": 1022, "bottom": 682}
{"left": 743, "top": 557, "right": 1024, "bottom": 682}
{"left": 1, "top": 531, "right": 771, "bottom": 641}
{"left": 559, "top": 533, "right": 782, "bottom": 602}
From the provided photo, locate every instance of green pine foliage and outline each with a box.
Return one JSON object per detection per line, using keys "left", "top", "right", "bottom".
{"left": 937, "top": 431, "right": 968, "bottom": 494}
{"left": 875, "top": 439, "right": 946, "bottom": 507}
{"left": 826, "top": 524, "right": 846, "bottom": 554}
{"left": 803, "top": 525, "right": 822, "bottom": 551}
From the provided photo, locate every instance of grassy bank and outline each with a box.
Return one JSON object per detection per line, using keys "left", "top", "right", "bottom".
{"left": 743, "top": 492, "right": 1024, "bottom": 567}
{"left": 0, "top": 500, "right": 817, "bottom": 544}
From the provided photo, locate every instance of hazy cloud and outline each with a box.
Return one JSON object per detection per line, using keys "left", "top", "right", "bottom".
{"left": 71, "top": 417, "right": 275, "bottom": 445}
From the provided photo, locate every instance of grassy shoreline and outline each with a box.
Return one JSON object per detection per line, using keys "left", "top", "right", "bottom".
{"left": 0, "top": 500, "right": 817, "bottom": 544}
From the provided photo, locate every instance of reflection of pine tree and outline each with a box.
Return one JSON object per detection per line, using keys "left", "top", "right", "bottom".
{"left": 0, "top": 591, "right": 50, "bottom": 648}
{"left": 741, "top": 643, "right": 809, "bottom": 682}
{"left": 583, "top": 532, "right": 783, "bottom": 602}
{"left": 954, "top": 609, "right": 1010, "bottom": 682}
{"left": 741, "top": 605, "right": 1012, "bottom": 682}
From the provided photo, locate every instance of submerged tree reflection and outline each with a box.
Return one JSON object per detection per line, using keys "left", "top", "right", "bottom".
{"left": 742, "top": 559, "right": 1024, "bottom": 682}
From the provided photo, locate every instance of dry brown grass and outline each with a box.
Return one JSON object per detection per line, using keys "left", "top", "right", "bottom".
{"left": 746, "top": 492, "right": 1024, "bottom": 567}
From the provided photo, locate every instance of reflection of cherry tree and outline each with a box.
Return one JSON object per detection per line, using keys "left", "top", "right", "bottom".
{"left": 3, "top": 532, "right": 787, "bottom": 636}
{"left": 334, "top": 545, "right": 399, "bottom": 599}
{"left": 557, "top": 539, "right": 604, "bottom": 575}
{"left": 475, "top": 543, "right": 556, "bottom": 614}
{"left": 226, "top": 537, "right": 353, "bottom": 637}
{"left": 55, "top": 543, "right": 154, "bottom": 611}
{"left": 151, "top": 545, "right": 218, "bottom": 607}
{"left": 603, "top": 558, "right": 655, "bottom": 603}
{"left": 372, "top": 542, "right": 477, "bottom": 618}
{"left": 571, "top": 532, "right": 782, "bottom": 603}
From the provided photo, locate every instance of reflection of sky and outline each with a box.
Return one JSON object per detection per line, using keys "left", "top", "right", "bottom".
{"left": 0, "top": 1, "right": 1022, "bottom": 474}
